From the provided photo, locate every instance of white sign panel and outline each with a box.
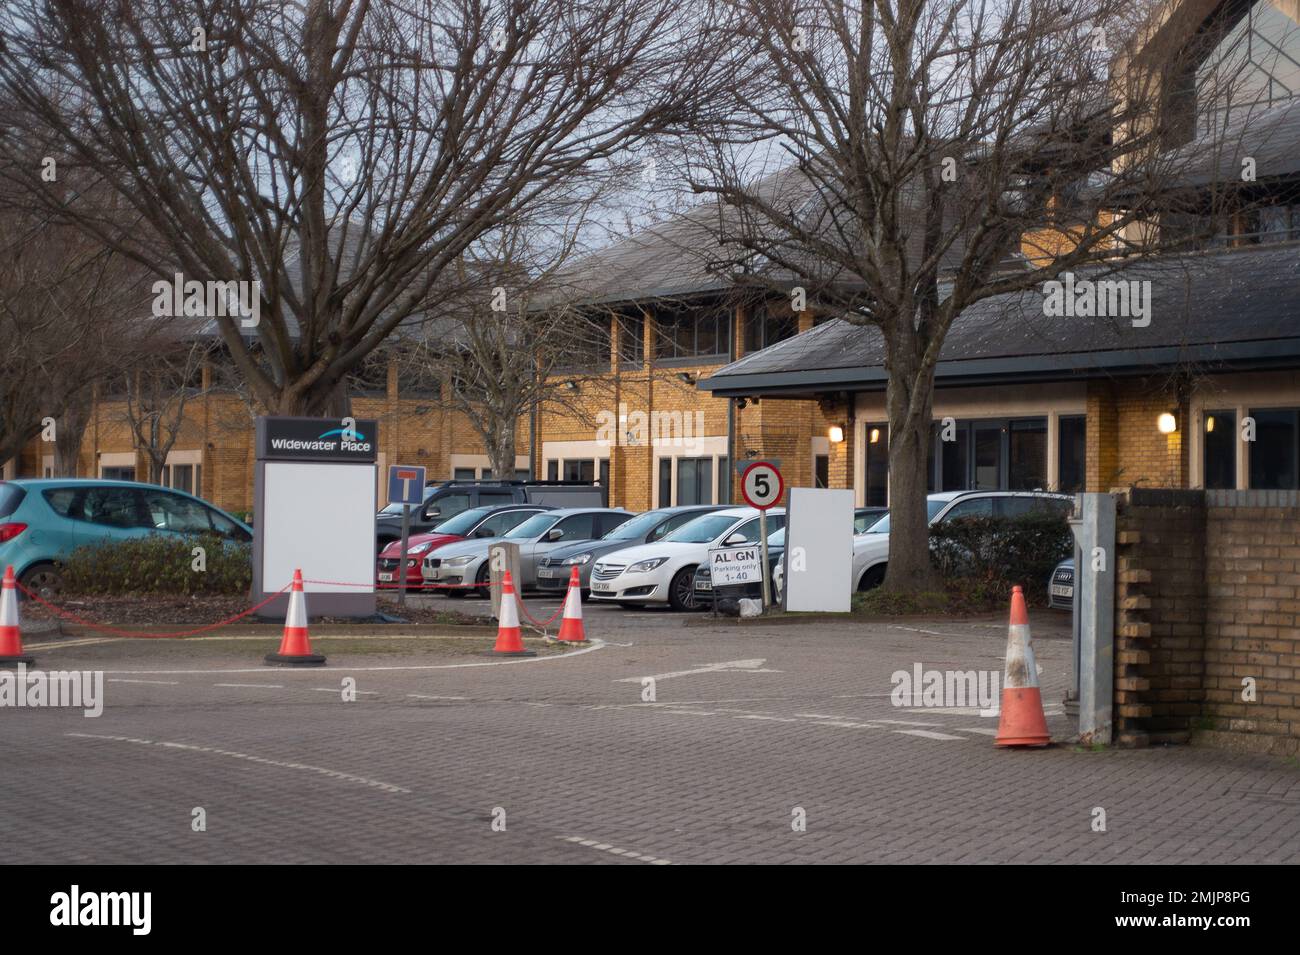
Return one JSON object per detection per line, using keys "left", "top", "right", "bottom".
{"left": 708, "top": 544, "right": 763, "bottom": 586}
{"left": 262, "top": 461, "right": 376, "bottom": 595}
{"left": 783, "top": 487, "right": 854, "bottom": 613}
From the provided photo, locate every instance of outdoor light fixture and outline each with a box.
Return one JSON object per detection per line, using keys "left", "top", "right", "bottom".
{"left": 869, "top": 428, "right": 881, "bottom": 444}
{"left": 828, "top": 425, "right": 845, "bottom": 443}
{"left": 565, "top": 380, "right": 579, "bottom": 392}
{"left": 1205, "top": 415, "right": 1215, "bottom": 433}
{"left": 677, "top": 372, "right": 696, "bottom": 385}
{"left": 1157, "top": 412, "right": 1178, "bottom": 434}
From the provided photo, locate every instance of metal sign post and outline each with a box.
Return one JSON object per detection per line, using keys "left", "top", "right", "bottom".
{"left": 740, "top": 461, "right": 784, "bottom": 608}
{"left": 387, "top": 465, "right": 426, "bottom": 610}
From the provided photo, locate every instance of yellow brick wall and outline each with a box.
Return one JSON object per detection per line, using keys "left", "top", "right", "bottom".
{"left": 1087, "top": 378, "right": 1187, "bottom": 491}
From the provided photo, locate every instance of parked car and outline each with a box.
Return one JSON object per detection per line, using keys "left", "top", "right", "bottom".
{"left": 590, "top": 507, "right": 787, "bottom": 612}
{"left": 376, "top": 504, "right": 550, "bottom": 590}
{"left": 1048, "top": 558, "right": 1074, "bottom": 610}
{"left": 422, "top": 507, "right": 631, "bottom": 595}
{"left": 852, "top": 490, "right": 1074, "bottom": 591}
{"left": 375, "top": 480, "right": 606, "bottom": 547}
{"left": 854, "top": 506, "right": 888, "bottom": 533}
{"left": 693, "top": 525, "right": 785, "bottom": 606}
{"left": 0, "top": 479, "right": 253, "bottom": 596}
{"left": 536, "top": 505, "right": 725, "bottom": 595}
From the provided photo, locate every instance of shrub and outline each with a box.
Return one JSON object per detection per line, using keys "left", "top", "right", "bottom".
{"left": 928, "top": 512, "right": 1072, "bottom": 605}
{"left": 63, "top": 533, "right": 252, "bottom": 595}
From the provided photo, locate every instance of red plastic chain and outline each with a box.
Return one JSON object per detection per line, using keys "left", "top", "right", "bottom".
{"left": 303, "top": 577, "right": 567, "bottom": 628}
{"left": 14, "top": 581, "right": 290, "bottom": 639}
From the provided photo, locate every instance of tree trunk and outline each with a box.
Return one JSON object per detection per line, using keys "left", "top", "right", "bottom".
{"left": 488, "top": 423, "right": 517, "bottom": 479}
{"left": 882, "top": 339, "right": 941, "bottom": 594}
{"left": 54, "top": 394, "right": 92, "bottom": 476}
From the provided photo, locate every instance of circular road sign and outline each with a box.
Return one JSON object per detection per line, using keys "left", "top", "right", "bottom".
{"left": 740, "top": 461, "right": 784, "bottom": 510}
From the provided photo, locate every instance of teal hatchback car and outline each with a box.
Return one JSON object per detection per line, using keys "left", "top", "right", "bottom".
{"left": 0, "top": 479, "right": 252, "bottom": 596}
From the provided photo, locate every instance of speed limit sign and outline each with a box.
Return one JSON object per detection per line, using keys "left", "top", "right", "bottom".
{"left": 741, "top": 461, "right": 783, "bottom": 510}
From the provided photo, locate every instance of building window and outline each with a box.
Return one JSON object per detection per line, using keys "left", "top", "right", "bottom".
{"left": 101, "top": 466, "right": 136, "bottom": 481}
{"left": 745, "top": 302, "right": 798, "bottom": 353}
{"left": 547, "top": 460, "right": 559, "bottom": 481}
{"left": 658, "top": 458, "right": 672, "bottom": 507}
{"left": 717, "top": 456, "right": 730, "bottom": 504}
{"left": 932, "top": 417, "right": 1049, "bottom": 492}
{"left": 1203, "top": 409, "right": 1237, "bottom": 489}
{"left": 563, "top": 460, "right": 595, "bottom": 482}
{"left": 617, "top": 312, "right": 645, "bottom": 366}
{"left": 163, "top": 463, "right": 200, "bottom": 495}
{"left": 864, "top": 424, "right": 889, "bottom": 506}
{"left": 1009, "top": 419, "right": 1048, "bottom": 490}
{"left": 547, "top": 458, "right": 609, "bottom": 485}
{"left": 1248, "top": 407, "right": 1299, "bottom": 489}
{"left": 676, "top": 457, "right": 714, "bottom": 505}
{"left": 1057, "top": 415, "right": 1087, "bottom": 492}
{"left": 1192, "top": 0, "right": 1300, "bottom": 136}
{"left": 814, "top": 454, "right": 829, "bottom": 488}
{"left": 654, "top": 303, "right": 730, "bottom": 361}
{"left": 453, "top": 468, "right": 476, "bottom": 481}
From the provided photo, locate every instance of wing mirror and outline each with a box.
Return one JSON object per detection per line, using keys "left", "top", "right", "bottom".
{"left": 423, "top": 507, "right": 441, "bottom": 520}
{"left": 546, "top": 528, "right": 564, "bottom": 542}
{"left": 722, "top": 533, "right": 746, "bottom": 546}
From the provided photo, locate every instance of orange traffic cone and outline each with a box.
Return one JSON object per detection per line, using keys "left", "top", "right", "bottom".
{"left": 995, "top": 585, "right": 1051, "bottom": 747}
{"left": 265, "top": 569, "right": 326, "bottom": 666}
{"left": 0, "top": 566, "right": 34, "bottom": 667}
{"left": 557, "top": 566, "right": 588, "bottom": 643}
{"left": 490, "top": 571, "right": 535, "bottom": 657}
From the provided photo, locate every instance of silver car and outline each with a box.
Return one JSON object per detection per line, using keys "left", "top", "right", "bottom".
{"left": 422, "top": 507, "right": 631, "bottom": 596}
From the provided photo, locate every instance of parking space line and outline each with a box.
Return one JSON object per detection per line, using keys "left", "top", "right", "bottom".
{"left": 958, "top": 727, "right": 999, "bottom": 736}
{"left": 893, "top": 729, "right": 967, "bottom": 741}
{"left": 406, "top": 694, "right": 468, "bottom": 701}
{"left": 213, "top": 683, "right": 283, "bottom": 689}
{"left": 558, "top": 835, "right": 672, "bottom": 865}
{"left": 108, "top": 678, "right": 180, "bottom": 685}
{"left": 311, "top": 687, "right": 378, "bottom": 694}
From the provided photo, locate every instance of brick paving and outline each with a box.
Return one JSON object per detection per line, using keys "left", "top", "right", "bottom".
{"left": 2, "top": 607, "right": 1299, "bottom": 864}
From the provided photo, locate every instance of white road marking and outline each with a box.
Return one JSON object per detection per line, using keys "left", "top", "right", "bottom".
{"left": 406, "top": 694, "right": 468, "bottom": 701}
{"left": 108, "top": 678, "right": 180, "bottom": 685}
{"left": 893, "top": 729, "right": 966, "bottom": 741}
{"left": 613, "top": 658, "right": 777, "bottom": 683}
{"left": 559, "top": 835, "right": 671, "bottom": 864}
{"left": 67, "top": 733, "right": 411, "bottom": 793}
{"left": 96, "top": 638, "right": 605, "bottom": 675}
{"left": 958, "top": 727, "right": 999, "bottom": 736}
{"left": 737, "top": 714, "right": 798, "bottom": 723}
{"left": 213, "top": 683, "right": 283, "bottom": 689}
{"left": 311, "top": 687, "right": 377, "bottom": 694}
{"left": 23, "top": 637, "right": 120, "bottom": 650}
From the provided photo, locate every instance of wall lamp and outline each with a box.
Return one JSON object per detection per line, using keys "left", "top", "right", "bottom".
{"left": 1157, "top": 411, "right": 1178, "bottom": 434}
{"left": 828, "top": 425, "right": 846, "bottom": 444}
{"left": 565, "top": 380, "right": 580, "bottom": 392}
{"left": 677, "top": 372, "right": 697, "bottom": 385}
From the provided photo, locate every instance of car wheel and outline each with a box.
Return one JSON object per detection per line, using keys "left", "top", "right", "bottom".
{"left": 19, "top": 563, "right": 63, "bottom": 600}
{"left": 471, "top": 562, "right": 491, "bottom": 598}
{"left": 667, "top": 566, "right": 699, "bottom": 612}
{"left": 858, "top": 565, "right": 886, "bottom": 591}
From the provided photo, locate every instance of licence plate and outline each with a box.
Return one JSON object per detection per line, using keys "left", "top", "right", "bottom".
{"left": 592, "top": 581, "right": 611, "bottom": 592}
{"left": 1051, "top": 584, "right": 1073, "bottom": 598}
{"left": 697, "top": 581, "right": 712, "bottom": 591}
{"left": 538, "top": 567, "right": 556, "bottom": 579}
{"left": 378, "top": 573, "right": 394, "bottom": 582}
{"left": 426, "top": 569, "right": 440, "bottom": 580}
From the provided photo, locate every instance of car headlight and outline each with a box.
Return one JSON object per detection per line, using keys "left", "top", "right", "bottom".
{"left": 563, "top": 553, "right": 592, "bottom": 565}
{"left": 445, "top": 555, "right": 475, "bottom": 566}
{"left": 407, "top": 542, "right": 432, "bottom": 555}
{"left": 628, "top": 557, "right": 668, "bottom": 573}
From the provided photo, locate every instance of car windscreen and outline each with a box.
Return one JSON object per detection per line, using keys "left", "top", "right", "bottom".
{"left": 503, "top": 513, "right": 561, "bottom": 540}
{"left": 429, "top": 507, "right": 492, "bottom": 535}
{"left": 662, "top": 513, "right": 739, "bottom": 544}
{"left": 767, "top": 527, "right": 785, "bottom": 547}
{"left": 600, "top": 509, "right": 667, "bottom": 541}
{"left": 0, "top": 484, "right": 26, "bottom": 519}
{"left": 865, "top": 500, "right": 945, "bottom": 534}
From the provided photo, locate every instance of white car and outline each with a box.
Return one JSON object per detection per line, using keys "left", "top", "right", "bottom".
{"left": 848, "top": 490, "right": 1074, "bottom": 591}
{"left": 590, "top": 506, "right": 786, "bottom": 611}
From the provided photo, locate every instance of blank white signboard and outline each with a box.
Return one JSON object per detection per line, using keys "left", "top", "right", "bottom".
{"left": 784, "top": 487, "right": 854, "bottom": 612}
{"left": 262, "top": 462, "right": 376, "bottom": 594}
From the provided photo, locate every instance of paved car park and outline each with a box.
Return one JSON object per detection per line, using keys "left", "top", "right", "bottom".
{"left": 5, "top": 606, "right": 1299, "bottom": 865}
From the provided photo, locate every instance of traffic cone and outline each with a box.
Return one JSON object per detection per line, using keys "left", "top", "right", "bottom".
{"left": 556, "top": 566, "right": 588, "bottom": 643}
{"left": 995, "top": 585, "right": 1051, "bottom": 747}
{"left": 0, "top": 566, "right": 34, "bottom": 667}
{"left": 265, "top": 569, "right": 326, "bottom": 666}
{"left": 490, "top": 571, "right": 535, "bottom": 657}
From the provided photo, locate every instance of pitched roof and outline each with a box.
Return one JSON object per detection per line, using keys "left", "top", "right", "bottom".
{"left": 699, "top": 241, "right": 1300, "bottom": 397}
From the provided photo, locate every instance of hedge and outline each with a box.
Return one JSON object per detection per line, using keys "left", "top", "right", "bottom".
{"left": 63, "top": 533, "right": 252, "bottom": 595}
{"left": 928, "top": 512, "right": 1072, "bottom": 603}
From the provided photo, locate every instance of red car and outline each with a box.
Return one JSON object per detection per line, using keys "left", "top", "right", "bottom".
{"left": 375, "top": 504, "right": 549, "bottom": 590}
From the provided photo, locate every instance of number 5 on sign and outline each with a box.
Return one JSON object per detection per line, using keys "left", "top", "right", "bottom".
{"left": 741, "top": 462, "right": 783, "bottom": 510}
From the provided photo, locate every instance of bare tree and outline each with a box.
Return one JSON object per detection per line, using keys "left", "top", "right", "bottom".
{"left": 123, "top": 338, "right": 215, "bottom": 483}
{"left": 674, "top": 0, "right": 1246, "bottom": 592}
{"left": 0, "top": 207, "right": 148, "bottom": 471}
{"left": 0, "top": 0, "right": 728, "bottom": 417}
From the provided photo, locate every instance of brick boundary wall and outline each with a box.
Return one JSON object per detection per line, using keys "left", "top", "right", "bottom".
{"left": 1112, "top": 488, "right": 1300, "bottom": 757}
